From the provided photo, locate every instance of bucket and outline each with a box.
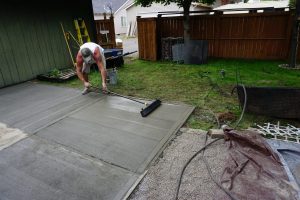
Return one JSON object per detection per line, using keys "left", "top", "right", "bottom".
{"left": 107, "top": 69, "right": 117, "bottom": 85}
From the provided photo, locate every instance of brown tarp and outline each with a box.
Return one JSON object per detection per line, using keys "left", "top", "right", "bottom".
{"left": 220, "top": 129, "right": 299, "bottom": 200}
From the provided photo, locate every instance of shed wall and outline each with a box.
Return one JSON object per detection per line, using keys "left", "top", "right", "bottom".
{"left": 0, "top": 0, "right": 96, "bottom": 88}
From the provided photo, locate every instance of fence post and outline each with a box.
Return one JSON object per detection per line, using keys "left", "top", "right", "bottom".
{"left": 289, "top": 3, "right": 300, "bottom": 67}
{"left": 156, "top": 14, "right": 162, "bottom": 60}
{"left": 214, "top": 11, "right": 223, "bottom": 57}
{"left": 286, "top": 12, "right": 294, "bottom": 60}
{"left": 137, "top": 16, "right": 142, "bottom": 59}
{"left": 110, "top": 15, "right": 116, "bottom": 48}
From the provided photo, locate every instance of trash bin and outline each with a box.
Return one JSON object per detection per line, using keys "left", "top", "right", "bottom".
{"left": 161, "top": 37, "right": 183, "bottom": 61}
{"left": 184, "top": 40, "right": 208, "bottom": 64}
{"left": 107, "top": 68, "right": 117, "bottom": 85}
{"left": 104, "top": 48, "right": 124, "bottom": 69}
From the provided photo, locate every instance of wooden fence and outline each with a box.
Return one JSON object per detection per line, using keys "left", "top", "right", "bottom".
{"left": 95, "top": 14, "right": 116, "bottom": 49}
{"left": 137, "top": 17, "right": 157, "bottom": 61}
{"left": 137, "top": 10, "right": 295, "bottom": 61}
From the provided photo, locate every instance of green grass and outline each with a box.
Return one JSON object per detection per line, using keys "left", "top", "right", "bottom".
{"left": 46, "top": 58, "right": 300, "bottom": 130}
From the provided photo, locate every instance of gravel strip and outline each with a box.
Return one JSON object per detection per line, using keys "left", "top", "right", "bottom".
{"left": 128, "top": 128, "right": 231, "bottom": 200}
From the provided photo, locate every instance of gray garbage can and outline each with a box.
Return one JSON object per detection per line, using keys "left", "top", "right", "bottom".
{"left": 107, "top": 69, "right": 117, "bottom": 85}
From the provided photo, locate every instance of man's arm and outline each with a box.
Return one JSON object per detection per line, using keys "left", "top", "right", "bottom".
{"left": 76, "top": 51, "right": 89, "bottom": 86}
{"left": 94, "top": 47, "right": 107, "bottom": 91}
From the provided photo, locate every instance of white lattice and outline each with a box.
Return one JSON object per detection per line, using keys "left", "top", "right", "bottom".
{"left": 256, "top": 122, "right": 300, "bottom": 143}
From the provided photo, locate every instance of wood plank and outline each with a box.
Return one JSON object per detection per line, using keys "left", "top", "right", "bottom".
{"left": 0, "top": 9, "right": 14, "bottom": 87}
{"left": 137, "top": 11, "right": 293, "bottom": 60}
{"left": 20, "top": 11, "right": 45, "bottom": 76}
{"left": 1, "top": 7, "right": 22, "bottom": 84}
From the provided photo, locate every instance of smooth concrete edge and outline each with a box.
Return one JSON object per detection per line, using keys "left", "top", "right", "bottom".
{"left": 121, "top": 170, "right": 148, "bottom": 200}
{"left": 36, "top": 131, "right": 141, "bottom": 200}
{"left": 31, "top": 97, "right": 103, "bottom": 135}
{"left": 136, "top": 105, "right": 195, "bottom": 174}
{"left": 113, "top": 172, "right": 144, "bottom": 200}
{"left": 0, "top": 81, "right": 32, "bottom": 92}
{"left": 31, "top": 134, "right": 141, "bottom": 178}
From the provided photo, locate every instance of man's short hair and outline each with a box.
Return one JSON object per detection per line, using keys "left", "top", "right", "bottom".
{"left": 81, "top": 48, "right": 93, "bottom": 64}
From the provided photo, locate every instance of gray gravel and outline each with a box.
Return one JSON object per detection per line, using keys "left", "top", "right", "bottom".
{"left": 128, "top": 128, "right": 231, "bottom": 200}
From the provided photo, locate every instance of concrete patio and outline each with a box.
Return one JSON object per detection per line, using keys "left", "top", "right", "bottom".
{"left": 0, "top": 82, "right": 193, "bottom": 200}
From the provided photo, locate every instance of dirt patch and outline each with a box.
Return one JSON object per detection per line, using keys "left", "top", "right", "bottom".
{"left": 217, "top": 112, "right": 236, "bottom": 124}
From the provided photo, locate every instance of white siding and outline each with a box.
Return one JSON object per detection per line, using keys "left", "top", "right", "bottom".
{"left": 94, "top": 14, "right": 105, "bottom": 20}
{"left": 114, "top": 9, "right": 128, "bottom": 34}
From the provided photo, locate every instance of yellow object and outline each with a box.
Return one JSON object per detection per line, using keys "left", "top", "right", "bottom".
{"left": 68, "top": 31, "right": 81, "bottom": 47}
{"left": 74, "top": 18, "right": 91, "bottom": 45}
{"left": 60, "top": 22, "right": 76, "bottom": 68}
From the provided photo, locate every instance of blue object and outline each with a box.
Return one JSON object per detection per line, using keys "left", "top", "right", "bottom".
{"left": 104, "top": 48, "right": 123, "bottom": 58}
{"left": 104, "top": 48, "right": 124, "bottom": 69}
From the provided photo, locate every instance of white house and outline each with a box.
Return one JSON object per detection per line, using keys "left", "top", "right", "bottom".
{"left": 114, "top": 0, "right": 135, "bottom": 35}
{"left": 213, "top": 0, "right": 289, "bottom": 14}
{"left": 115, "top": 0, "right": 213, "bottom": 36}
{"left": 94, "top": 0, "right": 287, "bottom": 36}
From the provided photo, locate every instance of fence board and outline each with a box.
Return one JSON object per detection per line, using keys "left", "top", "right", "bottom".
{"left": 137, "top": 18, "right": 157, "bottom": 61}
{"left": 138, "top": 11, "right": 296, "bottom": 61}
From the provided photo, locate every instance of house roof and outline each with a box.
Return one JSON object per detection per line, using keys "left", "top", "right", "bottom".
{"left": 92, "top": 0, "right": 128, "bottom": 14}
{"left": 192, "top": 2, "right": 213, "bottom": 9}
{"left": 214, "top": 0, "right": 288, "bottom": 11}
{"left": 124, "top": 1, "right": 135, "bottom": 11}
{"left": 116, "top": 0, "right": 134, "bottom": 14}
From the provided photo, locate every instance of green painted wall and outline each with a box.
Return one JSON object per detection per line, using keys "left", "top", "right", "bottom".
{"left": 0, "top": 0, "right": 96, "bottom": 88}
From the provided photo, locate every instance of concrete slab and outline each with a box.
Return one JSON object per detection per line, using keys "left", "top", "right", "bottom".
{"left": 37, "top": 95, "right": 194, "bottom": 173}
{"left": 0, "top": 83, "right": 101, "bottom": 133}
{"left": 0, "top": 82, "right": 194, "bottom": 199}
{"left": 37, "top": 117, "right": 159, "bottom": 172}
{"left": 0, "top": 136, "right": 138, "bottom": 200}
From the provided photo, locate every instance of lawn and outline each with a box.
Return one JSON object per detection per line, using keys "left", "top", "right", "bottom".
{"left": 50, "top": 58, "right": 300, "bottom": 130}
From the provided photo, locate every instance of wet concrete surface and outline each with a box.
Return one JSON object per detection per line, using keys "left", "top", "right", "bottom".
{"left": 0, "top": 83, "right": 100, "bottom": 133}
{"left": 0, "top": 82, "right": 194, "bottom": 200}
{"left": 0, "top": 136, "right": 138, "bottom": 200}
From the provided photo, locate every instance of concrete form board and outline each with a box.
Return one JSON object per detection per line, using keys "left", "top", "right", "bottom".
{"left": 0, "top": 137, "right": 138, "bottom": 200}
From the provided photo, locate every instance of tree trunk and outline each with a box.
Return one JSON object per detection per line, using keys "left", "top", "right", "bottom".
{"left": 289, "top": 15, "right": 299, "bottom": 68}
{"left": 183, "top": 4, "right": 191, "bottom": 44}
{"left": 183, "top": 2, "right": 191, "bottom": 64}
{"left": 289, "top": 0, "right": 300, "bottom": 68}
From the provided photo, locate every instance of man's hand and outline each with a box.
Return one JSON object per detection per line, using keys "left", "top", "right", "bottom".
{"left": 84, "top": 82, "right": 91, "bottom": 88}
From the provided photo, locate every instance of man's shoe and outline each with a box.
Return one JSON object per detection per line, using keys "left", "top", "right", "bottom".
{"left": 81, "top": 87, "right": 90, "bottom": 95}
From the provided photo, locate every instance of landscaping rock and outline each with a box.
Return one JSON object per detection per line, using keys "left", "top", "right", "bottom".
{"left": 128, "top": 128, "right": 230, "bottom": 200}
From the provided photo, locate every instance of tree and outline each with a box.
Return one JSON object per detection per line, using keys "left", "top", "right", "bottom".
{"left": 134, "top": 0, "right": 215, "bottom": 45}
{"left": 104, "top": 2, "right": 113, "bottom": 17}
{"left": 289, "top": 0, "right": 300, "bottom": 68}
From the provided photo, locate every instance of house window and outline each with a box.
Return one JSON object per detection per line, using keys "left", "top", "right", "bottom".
{"left": 121, "top": 16, "right": 127, "bottom": 27}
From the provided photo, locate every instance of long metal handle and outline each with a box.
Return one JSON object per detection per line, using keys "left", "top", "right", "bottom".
{"left": 107, "top": 90, "right": 145, "bottom": 105}
{"left": 89, "top": 86, "right": 146, "bottom": 105}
